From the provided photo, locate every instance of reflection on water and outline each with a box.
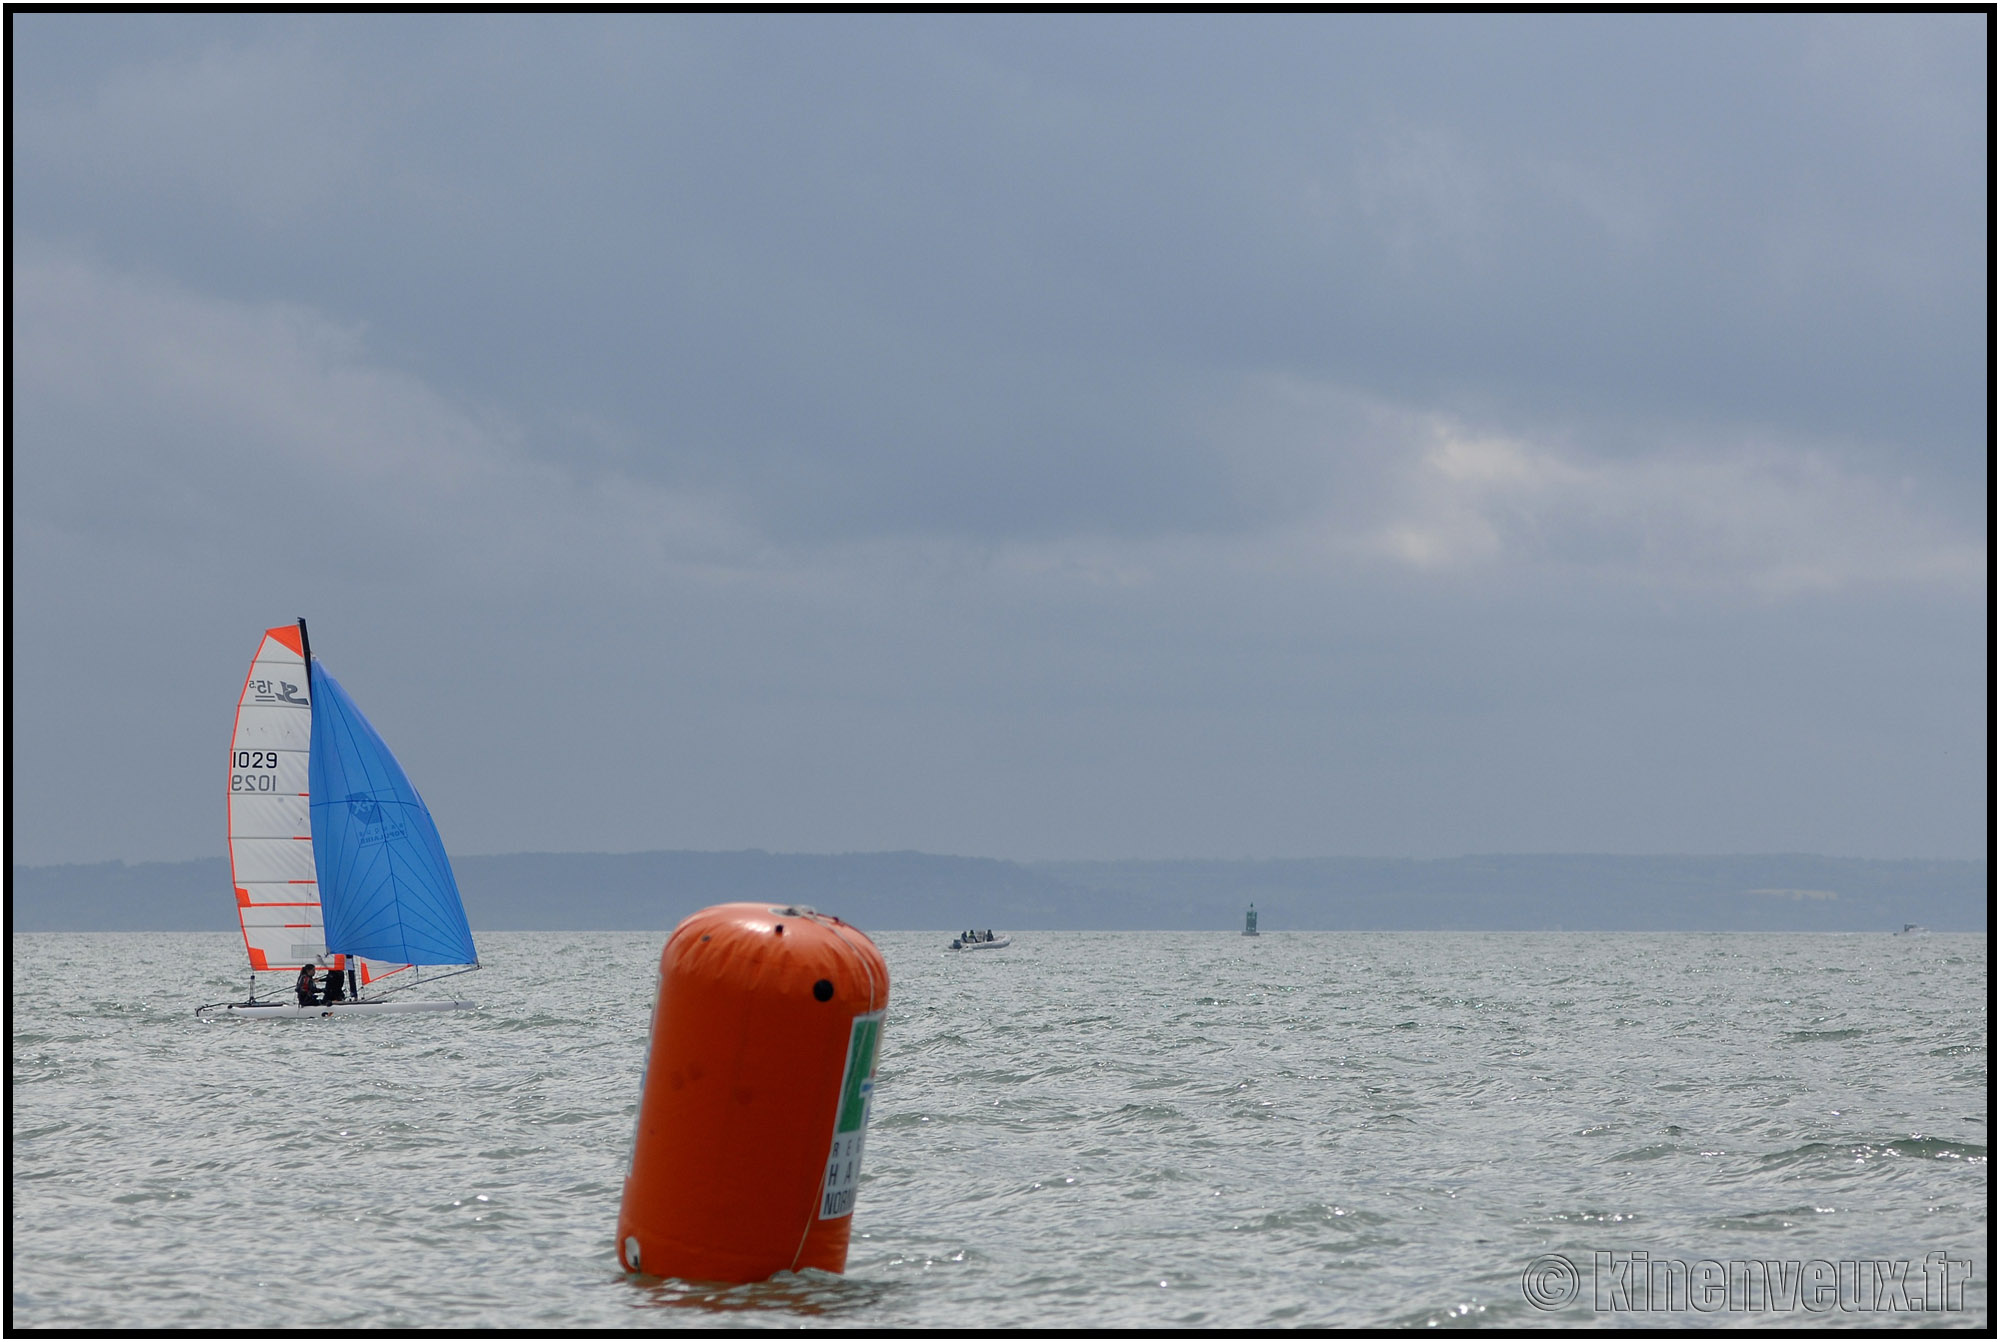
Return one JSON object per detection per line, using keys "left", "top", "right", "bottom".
{"left": 625, "top": 1266, "right": 894, "bottom": 1318}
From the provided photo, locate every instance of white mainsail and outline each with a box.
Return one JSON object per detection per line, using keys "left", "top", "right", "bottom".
{"left": 227, "top": 625, "right": 324, "bottom": 971}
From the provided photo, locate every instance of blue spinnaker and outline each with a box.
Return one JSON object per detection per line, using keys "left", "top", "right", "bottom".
{"left": 308, "top": 661, "right": 477, "bottom": 966}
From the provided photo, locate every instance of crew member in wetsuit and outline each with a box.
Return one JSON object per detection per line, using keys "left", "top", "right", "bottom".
{"left": 296, "top": 962, "right": 319, "bottom": 1005}
{"left": 320, "top": 963, "right": 347, "bottom": 1003}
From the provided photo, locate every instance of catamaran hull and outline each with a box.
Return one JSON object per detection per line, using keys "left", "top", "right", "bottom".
{"left": 197, "top": 999, "right": 475, "bottom": 1020}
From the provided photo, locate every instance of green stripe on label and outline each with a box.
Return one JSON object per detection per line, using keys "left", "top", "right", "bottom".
{"left": 836, "top": 1016, "right": 880, "bottom": 1134}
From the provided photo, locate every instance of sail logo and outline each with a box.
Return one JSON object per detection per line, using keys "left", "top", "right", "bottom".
{"left": 345, "top": 794, "right": 406, "bottom": 846}
{"left": 250, "top": 678, "right": 309, "bottom": 707}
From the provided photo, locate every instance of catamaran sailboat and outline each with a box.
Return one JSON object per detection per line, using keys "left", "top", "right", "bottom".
{"left": 197, "top": 620, "right": 480, "bottom": 1019}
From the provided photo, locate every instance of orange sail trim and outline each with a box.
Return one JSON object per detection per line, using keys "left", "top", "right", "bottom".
{"left": 267, "top": 624, "right": 304, "bottom": 655}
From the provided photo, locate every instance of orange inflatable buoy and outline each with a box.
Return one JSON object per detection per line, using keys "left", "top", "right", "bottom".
{"left": 617, "top": 902, "right": 890, "bottom": 1283}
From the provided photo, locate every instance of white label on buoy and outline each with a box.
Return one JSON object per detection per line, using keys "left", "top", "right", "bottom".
{"left": 818, "top": 1011, "right": 883, "bottom": 1219}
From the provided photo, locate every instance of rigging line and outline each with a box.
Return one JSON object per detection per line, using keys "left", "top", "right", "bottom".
{"left": 362, "top": 962, "right": 482, "bottom": 996}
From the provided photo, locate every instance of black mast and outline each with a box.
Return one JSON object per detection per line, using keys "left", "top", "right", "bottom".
{"left": 295, "top": 618, "right": 350, "bottom": 998}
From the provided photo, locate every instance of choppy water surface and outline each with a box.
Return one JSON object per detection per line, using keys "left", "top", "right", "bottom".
{"left": 12, "top": 930, "right": 1987, "bottom": 1329}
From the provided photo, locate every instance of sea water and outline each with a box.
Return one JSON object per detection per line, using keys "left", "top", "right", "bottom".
{"left": 10, "top": 930, "right": 1987, "bottom": 1329}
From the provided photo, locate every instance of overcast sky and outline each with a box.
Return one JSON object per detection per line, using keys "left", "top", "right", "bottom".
{"left": 12, "top": 14, "right": 1987, "bottom": 866}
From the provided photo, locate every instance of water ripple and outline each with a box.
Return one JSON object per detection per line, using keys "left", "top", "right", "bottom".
{"left": 11, "top": 929, "right": 1988, "bottom": 1329}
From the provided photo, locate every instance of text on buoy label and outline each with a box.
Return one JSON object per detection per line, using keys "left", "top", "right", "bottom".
{"left": 819, "top": 1011, "right": 883, "bottom": 1219}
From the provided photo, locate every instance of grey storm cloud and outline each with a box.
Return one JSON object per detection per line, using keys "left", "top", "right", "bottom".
{"left": 9, "top": 14, "right": 1987, "bottom": 866}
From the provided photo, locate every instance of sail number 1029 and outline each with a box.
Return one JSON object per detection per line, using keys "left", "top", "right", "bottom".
{"left": 232, "top": 750, "right": 281, "bottom": 792}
